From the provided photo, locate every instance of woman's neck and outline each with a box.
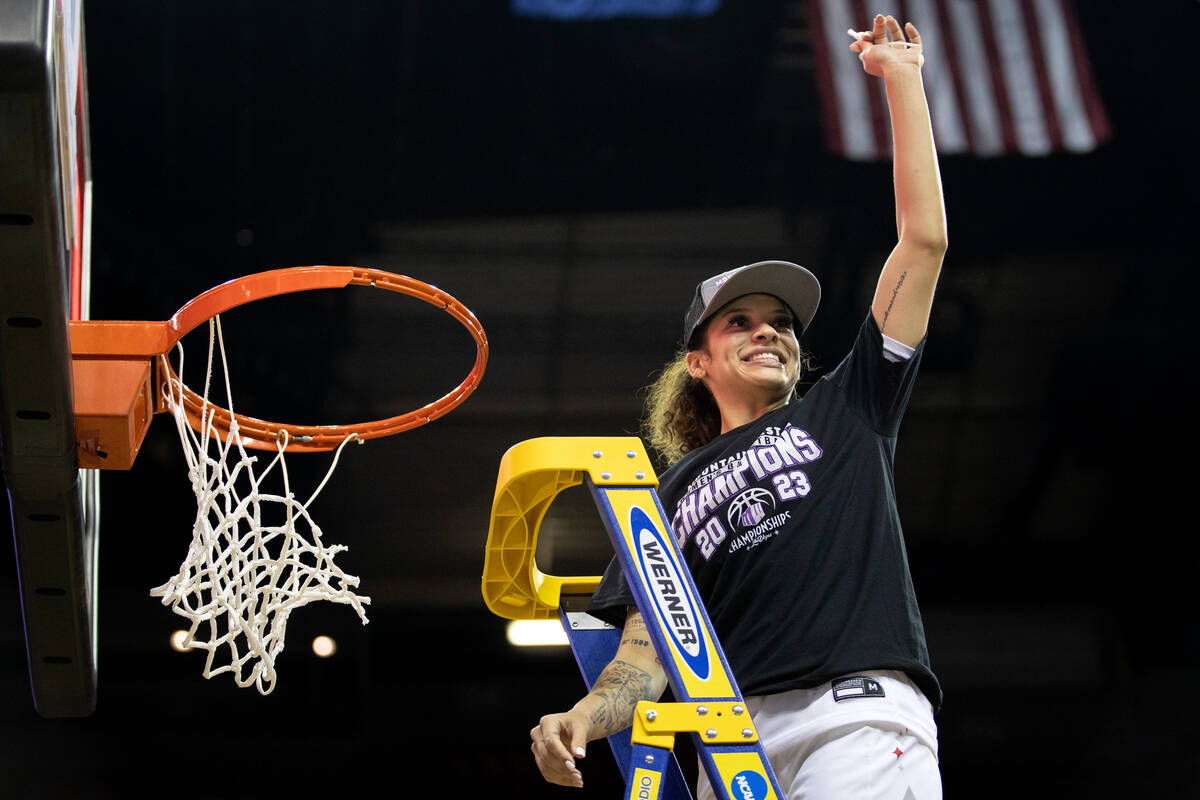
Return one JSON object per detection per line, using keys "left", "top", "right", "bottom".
{"left": 716, "top": 392, "right": 791, "bottom": 434}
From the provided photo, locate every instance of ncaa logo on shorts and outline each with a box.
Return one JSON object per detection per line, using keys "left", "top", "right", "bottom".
{"left": 730, "top": 770, "right": 769, "bottom": 800}
{"left": 631, "top": 505, "right": 710, "bottom": 680}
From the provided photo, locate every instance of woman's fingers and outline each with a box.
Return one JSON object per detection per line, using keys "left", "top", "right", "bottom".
{"left": 531, "top": 718, "right": 585, "bottom": 787}
{"left": 849, "top": 16, "right": 922, "bottom": 56}
{"left": 871, "top": 13, "right": 887, "bottom": 42}
{"left": 885, "top": 14, "right": 905, "bottom": 42}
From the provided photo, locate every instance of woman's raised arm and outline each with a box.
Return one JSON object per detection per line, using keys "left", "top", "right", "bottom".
{"left": 851, "top": 14, "right": 948, "bottom": 347}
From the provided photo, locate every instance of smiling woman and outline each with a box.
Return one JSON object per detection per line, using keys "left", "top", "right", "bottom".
{"left": 529, "top": 13, "right": 949, "bottom": 800}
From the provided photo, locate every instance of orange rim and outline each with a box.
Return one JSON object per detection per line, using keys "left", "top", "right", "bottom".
{"left": 163, "top": 266, "right": 488, "bottom": 451}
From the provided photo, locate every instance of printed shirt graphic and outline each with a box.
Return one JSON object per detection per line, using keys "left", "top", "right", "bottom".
{"left": 590, "top": 313, "right": 942, "bottom": 710}
{"left": 671, "top": 424, "right": 823, "bottom": 561}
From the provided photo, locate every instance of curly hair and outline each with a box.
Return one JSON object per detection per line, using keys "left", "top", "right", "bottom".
{"left": 638, "top": 352, "right": 720, "bottom": 465}
{"left": 640, "top": 349, "right": 814, "bottom": 465}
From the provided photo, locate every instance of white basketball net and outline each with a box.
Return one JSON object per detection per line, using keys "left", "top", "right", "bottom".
{"left": 151, "top": 316, "right": 370, "bottom": 695}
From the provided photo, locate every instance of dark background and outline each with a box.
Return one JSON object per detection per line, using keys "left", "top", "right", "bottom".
{"left": 2, "top": 1, "right": 1196, "bottom": 797}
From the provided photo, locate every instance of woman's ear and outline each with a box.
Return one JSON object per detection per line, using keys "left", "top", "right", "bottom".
{"left": 685, "top": 349, "right": 707, "bottom": 380}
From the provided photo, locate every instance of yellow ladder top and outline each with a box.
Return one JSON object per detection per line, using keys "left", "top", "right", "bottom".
{"left": 481, "top": 437, "right": 658, "bottom": 620}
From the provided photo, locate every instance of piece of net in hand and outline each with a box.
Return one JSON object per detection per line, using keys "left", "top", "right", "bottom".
{"left": 150, "top": 316, "right": 369, "bottom": 695}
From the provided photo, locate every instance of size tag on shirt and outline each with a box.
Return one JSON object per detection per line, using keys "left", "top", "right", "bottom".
{"left": 831, "top": 676, "right": 886, "bottom": 701}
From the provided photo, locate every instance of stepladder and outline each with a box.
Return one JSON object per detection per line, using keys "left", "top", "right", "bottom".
{"left": 482, "top": 437, "right": 785, "bottom": 800}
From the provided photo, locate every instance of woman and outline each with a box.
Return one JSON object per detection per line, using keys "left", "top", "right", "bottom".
{"left": 530, "top": 14, "right": 947, "bottom": 798}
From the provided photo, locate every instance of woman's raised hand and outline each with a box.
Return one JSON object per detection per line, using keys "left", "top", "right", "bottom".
{"left": 848, "top": 13, "right": 924, "bottom": 76}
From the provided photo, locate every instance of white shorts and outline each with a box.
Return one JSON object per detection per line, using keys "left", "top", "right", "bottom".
{"left": 696, "top": 671, "right": 941, "bottom": 800}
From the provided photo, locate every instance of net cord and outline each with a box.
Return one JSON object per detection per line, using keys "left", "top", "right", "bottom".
{"left": 151, "top": 315, "right": 370, "bottom": 695}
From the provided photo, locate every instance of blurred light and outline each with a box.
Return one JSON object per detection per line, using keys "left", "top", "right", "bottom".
{"left": 169, "top": 630, "right": 192, "bottom": 652}
{"left": 506, "top": 619, "right": 569, "bottom": 647}
{"left": 312, "top": 635, "right": 337, "bottom": 658}
{"left": 512, "top": 0, "right": 721, "bottom": 20}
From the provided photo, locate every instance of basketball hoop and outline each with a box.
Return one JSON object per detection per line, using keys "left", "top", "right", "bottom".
{"left": 165, "top": 266, "right": 488, "bottom": 450}
{"left": 71, "top": 266, "right": 489, "bottom": 693}
{"left": 71, "top": 266, "right": 488, "bottom": 456}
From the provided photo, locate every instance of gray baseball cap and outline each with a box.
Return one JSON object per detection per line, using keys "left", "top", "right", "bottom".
{"left": 683, "top": 260, "right": 821, "bottom": 350}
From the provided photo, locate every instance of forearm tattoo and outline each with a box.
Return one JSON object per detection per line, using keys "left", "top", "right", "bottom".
{"left": 587, "top": 659, "right": 657, "bottom": 738}
{"left": 882, "top": 270, "right": 908, "bottom": 333}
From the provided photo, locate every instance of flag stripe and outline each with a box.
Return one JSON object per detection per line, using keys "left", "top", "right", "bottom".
{"left": 1019, "top": 0, "right": 1065, "bottom": 151}
{"left": 1057, "top": 0, "right": 1112, "bottom": 146}
{"left": 849, "top": 0, "right": 893, "bottom": 158}
{"left": 974, "top": 0, "right": 1020, "bottom": 153}
{"left": 931, "top": 0, "right": 978, "bottom": 155}
{"left": 806, "top": 0, "right": 845, "bottom": 155}
{"left": 991, "top": 0, "right": 1052, "bottom": 154}
{"left": 1033, "top": 0, "right": 1097, "bottom": 151}
{"left": 818, "top": 0, "right": 875, "bottom": 159}
{"left": 908, "top": 0, "right": 969, "bottom": 154}
{"left": 949, "top": 0, "right": 1007, "bottom": 155}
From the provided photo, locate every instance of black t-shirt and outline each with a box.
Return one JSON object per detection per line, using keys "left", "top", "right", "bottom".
{"left": 589, "top": 313, "right": 942, "bottom": 711}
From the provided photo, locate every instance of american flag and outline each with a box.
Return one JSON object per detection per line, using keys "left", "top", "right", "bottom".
{"left": 807, "top": 0, "right": 1111, "bottom": 159}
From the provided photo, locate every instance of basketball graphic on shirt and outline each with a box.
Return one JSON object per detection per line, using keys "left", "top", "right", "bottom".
{"left": 726, "top": 488, "right": 775, "bottom": 529}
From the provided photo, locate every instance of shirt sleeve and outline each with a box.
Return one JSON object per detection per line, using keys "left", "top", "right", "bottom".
{"left": 828, "top": 313, "right": 927, "bottom": 436}
{"left": 587, "top": 554, "right": 636, "bottom": 629}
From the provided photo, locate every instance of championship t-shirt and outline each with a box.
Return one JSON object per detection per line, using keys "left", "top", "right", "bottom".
{"left": 589, "top": 313, "right": 942, "bottom": 711}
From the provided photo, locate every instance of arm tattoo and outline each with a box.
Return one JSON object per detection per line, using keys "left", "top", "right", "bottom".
{"left": 587, "top": 659, "right": 657, "bottom": 738}
{"left": 881, "top": 270, "right": 908, "bottom": 333}
{"left": 622, "top": 612, "right": 661, "bottom": 665}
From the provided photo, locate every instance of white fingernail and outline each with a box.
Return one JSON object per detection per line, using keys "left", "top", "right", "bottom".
{"left": 575, "top": 747, "right": 586, "bottom": 757}
{"left": 565, "top": 760, "right": 575, "bottom": 770}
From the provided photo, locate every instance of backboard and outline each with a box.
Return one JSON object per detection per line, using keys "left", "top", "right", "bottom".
{"left": 0, "top": 0, "right": 98, "bottom": 717}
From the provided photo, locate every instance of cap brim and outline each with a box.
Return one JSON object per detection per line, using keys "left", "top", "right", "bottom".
{"left": 699, "top": 260, "right": 821, "bottom": 338}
